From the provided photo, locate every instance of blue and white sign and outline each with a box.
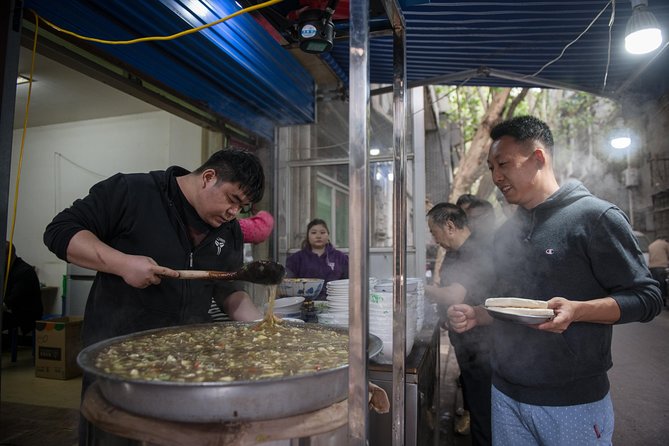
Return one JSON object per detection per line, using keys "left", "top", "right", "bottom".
{"left": 301, "top": 24, "right": 318, "bottom": 39}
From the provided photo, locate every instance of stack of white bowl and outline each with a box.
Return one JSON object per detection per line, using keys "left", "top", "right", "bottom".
{"left": 320, "top": 279, "right": 350, "bottom": 325}
{"left": 317, "top": 278, "right": 378, "bottom": 326}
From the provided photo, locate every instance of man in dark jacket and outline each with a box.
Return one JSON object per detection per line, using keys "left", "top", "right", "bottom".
{"left": 44, "top": 148, "right": 266, "bottom": 444}
{"left": 447, "top": 116, "right": 662, "bottom": 445}
{"left": 2, "top": 242, "right": 43, "bottom": 334}
{"left": 424, "top": 203, "right": 494, "bottom": 446}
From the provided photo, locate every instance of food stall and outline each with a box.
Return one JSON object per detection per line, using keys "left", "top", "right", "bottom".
{"left": 1, "top": 0, "right": 432, "bottom": 444}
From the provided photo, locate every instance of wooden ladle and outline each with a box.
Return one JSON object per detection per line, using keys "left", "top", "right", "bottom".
{"left": 173, "top": 260, "right": 286, "bottom": 285}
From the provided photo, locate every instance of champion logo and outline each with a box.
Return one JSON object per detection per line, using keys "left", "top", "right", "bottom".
{"left": 214, "top": 238, "right": 226, "bottom": 255}
{"left": 545, "top": 248, "right": 555, "bottom": 255}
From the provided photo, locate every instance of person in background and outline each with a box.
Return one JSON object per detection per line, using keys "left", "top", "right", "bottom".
{"left": 463, "top": 197, "right": 496, "bottom": 241}
{"left": 239, "top": 210, "right": 274, "bottom": 245}
{"left": 285, "top": 218, "right": 348, "bottom": 300}
{"left": 648, "top": 236, "right": 669, "bottom": 306}
{"left": 2, "top": 241, "right": 43, "bottom": 335}
{"left": 448, "top": 115, "right": 662, "bottom": 445}
{"left": 432, "top": 194, "right": 476, "bottom": 286}
{"left": 424, "top": 204, "right": 493, "bottom": 445}
{"left": 44, "top": 148, "right": 265, "bottom": 445}
{"left": 456, "top": 193, "right": 477, "bottom": 210}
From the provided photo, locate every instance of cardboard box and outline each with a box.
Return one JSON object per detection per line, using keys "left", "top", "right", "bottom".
{"left": 35, "top": 316, "right": 83, "bottom": 379}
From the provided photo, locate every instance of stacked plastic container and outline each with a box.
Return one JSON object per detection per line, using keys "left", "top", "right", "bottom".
{"left": 370, "top": 279, "right": 419, "bottom": 364}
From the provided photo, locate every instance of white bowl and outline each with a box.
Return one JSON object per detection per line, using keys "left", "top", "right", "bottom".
{"left": 263, "top": 296, "right": 305, "bottom": 314}
{"left": 278, "top": 278, "right": 324, "bottom": 298}
{"left": 275, "top": 307, "right": 302, "bottom": 315}
{"left": 273, "top": 296, "right": 305, "bottom": 309}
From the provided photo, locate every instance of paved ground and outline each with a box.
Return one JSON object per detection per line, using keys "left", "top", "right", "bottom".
{"left": 439, "top": 329, "right": 471, "bottom": 446}
{"left": 609, "top": 307, "right": 669, "bottom": 445}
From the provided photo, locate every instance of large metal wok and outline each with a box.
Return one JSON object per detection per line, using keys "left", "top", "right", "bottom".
{"left": 77, "top": 322, "right": 382, "bottom": 423}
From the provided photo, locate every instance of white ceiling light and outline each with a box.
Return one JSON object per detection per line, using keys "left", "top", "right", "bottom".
{"left": 610, "top": 118, "right": 632, "bottom": 149}
{"left": 610, "top": 135, "right": 632, "bottom": 149}
{"left": 625, "top": 0, "right": 663, "bottom": 54}
{"left": 369, "top": 148, "right": 380, "bottom": 156}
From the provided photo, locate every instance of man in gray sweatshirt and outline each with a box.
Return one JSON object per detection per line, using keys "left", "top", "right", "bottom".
{"left": 448, "top": 115, "right": 662, "bottom": 446}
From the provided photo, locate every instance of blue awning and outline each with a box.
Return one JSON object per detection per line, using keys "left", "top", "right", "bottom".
{"left": 24, "top": 0, "right": 316, "bottom": 141}
{"left": 327, "top": 0, "right": 669, "bottom": 100}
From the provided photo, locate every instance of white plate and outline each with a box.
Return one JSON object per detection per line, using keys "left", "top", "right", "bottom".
{"left": 326, "top": 292, "right": 348, "bottom": 297}
{"left": 276, "top": 306, "right": 301, "bottom": 313}
{"left": 327, "top": 279, "right": 350, "bottom": 287}
{"left": 485, "top": 307, "right": 555, "bottom": 325}
{"left": 272, "top": 296, "right": 305, "bottom": 309}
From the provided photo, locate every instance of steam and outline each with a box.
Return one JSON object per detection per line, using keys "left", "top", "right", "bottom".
{"left": 554, "top": 143, "right": 627, "bottom": 212}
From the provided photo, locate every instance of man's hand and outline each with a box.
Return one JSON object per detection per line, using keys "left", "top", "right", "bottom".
{"left": 447, "top": 304, "right": 478, "bottom": 333}
{"left": 118, "top": 255, "right": 180, "bottom": 289}
{"left": 535, "top": 297, "right": 575, "bottom": 333}
{"left": 536, "top": 296, "right": 621, "bottom": 332}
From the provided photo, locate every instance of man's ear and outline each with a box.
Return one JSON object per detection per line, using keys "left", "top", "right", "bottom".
{"left": 446, "top": 220, "right": 456, "bottom": 233}
{"left": 202, "top": 168, "right": 217, "bottom": 187}
{"left": 533, "top": 148, "right": 547, "bottom": 167}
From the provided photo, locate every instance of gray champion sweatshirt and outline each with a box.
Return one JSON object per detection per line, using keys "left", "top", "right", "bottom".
{"left": 490, "top": 180, "right": 662, "bottom": 406}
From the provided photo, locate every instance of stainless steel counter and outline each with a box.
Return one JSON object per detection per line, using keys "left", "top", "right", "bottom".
{"left": 368, "top": 320, "right": 441, "bottom": 446}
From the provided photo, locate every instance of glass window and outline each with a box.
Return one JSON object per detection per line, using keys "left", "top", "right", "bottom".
{"left": 279, "top": 96, "right": 415, "bottom": 252}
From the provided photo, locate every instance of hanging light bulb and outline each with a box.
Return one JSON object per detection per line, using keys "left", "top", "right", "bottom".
{"left": 625, "top": 0, "right": 663, "bottom": 54}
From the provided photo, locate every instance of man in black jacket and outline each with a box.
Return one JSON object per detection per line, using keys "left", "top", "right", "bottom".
{"left": 424, "top": 203, "right": 493, "bottom": 446}
{"left": 44, "top": 148, "right": 266, "bottom": 444}
{"left": 44, "top": 148, "right": 265, "bottom": 346}
{"left": 448, "top": 116, "right": 662, "bottom": 445}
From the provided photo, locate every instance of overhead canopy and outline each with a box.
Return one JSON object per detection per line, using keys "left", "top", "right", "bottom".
{"left": 18, "top": 1, "right": 669, "bottom": 141}
{"left": 274, "top": 0, "right": 669, "bottom": 100}
{"left": 22, "top": 0, "right": 316, "bottom": 141}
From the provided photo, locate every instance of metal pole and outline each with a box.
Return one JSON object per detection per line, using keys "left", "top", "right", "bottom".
{"left": 412, "top": 88, "right": 427, "bottom": 287}
{"left": 0, "top": 0, "right": 23, "bottom": 398}
{"left": 272, "top": 127, "right": 279, "bottom": 262}
{"left": 380, "top": 1, "right": 407, "bottom": 445}
{"left": 348, "top": 0, "right": 369, "bottom": 444}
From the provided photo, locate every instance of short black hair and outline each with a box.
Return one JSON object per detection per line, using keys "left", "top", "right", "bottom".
{"left": 467, "top": 197, "right": 493, "bottom": 212}
{"left": 427, "top": 202, "right": 468, "bottom": 229}
{"left": 490, "top": 115, "right": 554, "bottom": 155}
{"left": 194, "top": 148, "right": 265, "bottom": 203}
{"left": 456, "top": 193, "right": 477, "bottom": 208}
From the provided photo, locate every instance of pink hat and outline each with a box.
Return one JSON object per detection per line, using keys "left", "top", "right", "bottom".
{"left": 239, "top": 211, "right": 274, "bottom": 244}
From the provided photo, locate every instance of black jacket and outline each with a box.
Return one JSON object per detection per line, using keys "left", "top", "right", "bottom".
{"left": 492, "top": 180, "right": 662, "bottom": 406}
{"left": 442, "top": 235, "right": 494, "bottom": 368}
{"left": 44, "top": 167, "right": 244, "bottom": 347}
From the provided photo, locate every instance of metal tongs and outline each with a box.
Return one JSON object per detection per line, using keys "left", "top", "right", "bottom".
{"left": 173, "top": 260, "right": 286, "bottom": 285}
